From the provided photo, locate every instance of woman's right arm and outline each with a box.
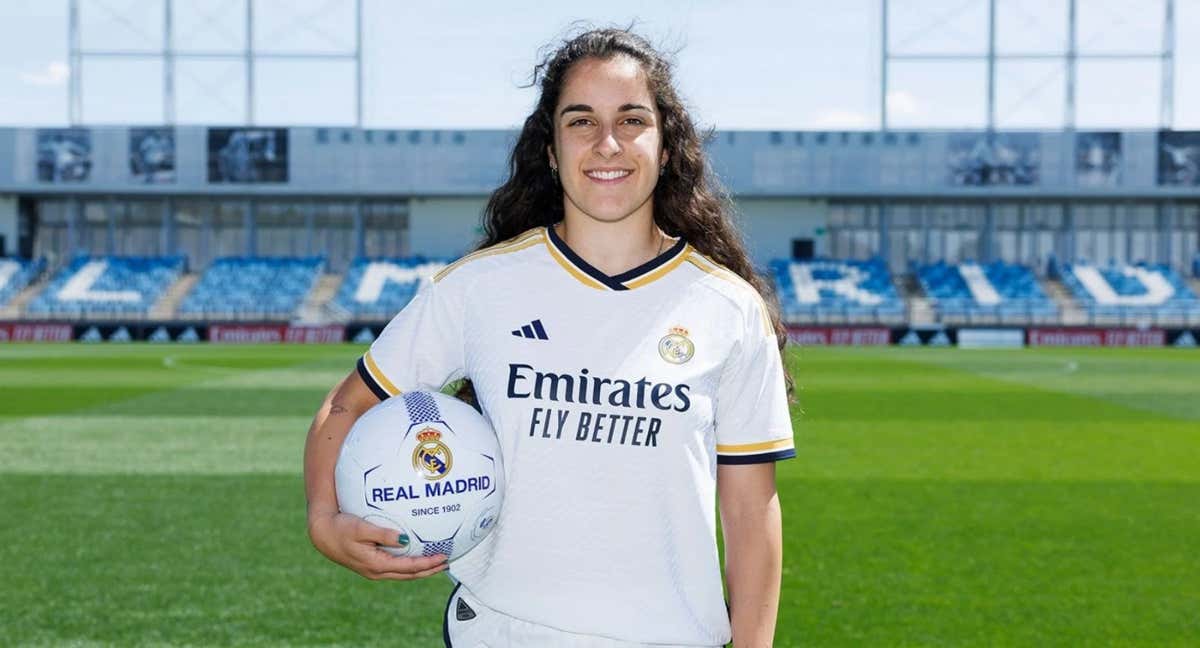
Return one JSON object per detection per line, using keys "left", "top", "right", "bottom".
{"left": 303, "top": 369, "right": 448, "bottom": 580}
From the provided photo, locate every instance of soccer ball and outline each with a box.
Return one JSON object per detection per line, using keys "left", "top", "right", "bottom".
{"left": 335, "top": 391, "right": 504, "bottom": 561}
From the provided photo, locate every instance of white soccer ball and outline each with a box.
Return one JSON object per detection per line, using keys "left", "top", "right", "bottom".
{"left": 335, "top": 391, "right": 504, "bottom": 561}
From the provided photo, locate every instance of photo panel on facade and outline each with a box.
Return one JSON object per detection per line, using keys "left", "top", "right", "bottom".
{"left": 207, "top": 128, "right": 289, "bottom": 183}
{"left": 36, "top": 129, "right": 92, "bottom": 183}
{"left": 130, "top": 127, "right": 176, "bottom": 184}
{"left": 1157, "top": 131, "right": 1200, "bottom": 186}
{"left": 946, "top": 132, "right": 1040, "bottom": 186}
{"left": 1075, "top": 132, "right": 1121, "bottom": 187}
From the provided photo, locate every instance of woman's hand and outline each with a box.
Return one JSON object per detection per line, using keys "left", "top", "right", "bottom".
{"left": 308, "top": 510, "right": 448, "bottom": 581}
{"left": 305, "top": 371, "right": 445, "bottom": 580}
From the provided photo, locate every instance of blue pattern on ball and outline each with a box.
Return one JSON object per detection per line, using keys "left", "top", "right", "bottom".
{"left": 403, "top": 392, "right": 441, "bottom": 423}
{"left": 423, "top": 538, "right": 454, "bottom": 557}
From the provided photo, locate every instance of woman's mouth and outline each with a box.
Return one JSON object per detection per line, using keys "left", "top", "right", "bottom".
{"left": 584, "top": 168, "right": 633, "bottom": 184}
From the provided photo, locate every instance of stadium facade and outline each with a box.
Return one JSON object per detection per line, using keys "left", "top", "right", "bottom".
{"left": 3, "top": 126, "right": 1198, "bottom": 269}
{"left": 0, "top": 124, "right": 1198, "bottom": 345}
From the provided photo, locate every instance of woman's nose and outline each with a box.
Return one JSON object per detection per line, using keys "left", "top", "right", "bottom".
{"left": 594, "top": 127, "right": 621, "bottom": 157}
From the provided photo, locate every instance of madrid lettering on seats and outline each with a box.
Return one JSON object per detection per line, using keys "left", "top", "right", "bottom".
{"left": 353, "top": 262, "right": 446, "bottom": 303}
{"left": 57, "top": 261, "right": 141, "bottom": 303}
{"left": 789, "top": 262, "right": 884, "bottom": 305}
{"left": 1070, "top": 264, "right": 1174, "bottom": 306}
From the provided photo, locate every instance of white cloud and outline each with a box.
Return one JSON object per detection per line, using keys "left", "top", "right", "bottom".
{"left": 21, "top": 61, "right": 69, "bottom": 87}
{"left": 886, "top": 90, "right": 919, "bottom": 117}
{"left": 812, "top": 109, "right": 871, "bottom": 129}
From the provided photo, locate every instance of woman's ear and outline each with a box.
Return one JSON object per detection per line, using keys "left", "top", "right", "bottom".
{"left": 547, "top": 145, "right": 557, "bottom": 170}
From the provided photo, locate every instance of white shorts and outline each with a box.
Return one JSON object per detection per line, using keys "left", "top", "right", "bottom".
{"left": 442, "top": 584, "right": 721, "bottom": 648}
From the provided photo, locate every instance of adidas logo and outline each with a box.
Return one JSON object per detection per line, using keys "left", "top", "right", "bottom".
{"left": 511, "top": 319, "right": 549, "bottom": 340}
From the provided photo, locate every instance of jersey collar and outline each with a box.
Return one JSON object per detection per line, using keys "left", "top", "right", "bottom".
{"left": 544, "top": 224, "right": 690, "bottom": 291}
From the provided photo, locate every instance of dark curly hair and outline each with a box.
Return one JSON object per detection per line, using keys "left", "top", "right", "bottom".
{"left": 456, "top": 26, "right": 793, "bottom": 403}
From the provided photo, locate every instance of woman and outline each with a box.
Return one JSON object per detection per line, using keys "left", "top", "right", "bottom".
{"left": 304, "top": 28, "right": 795, "bottom": 648}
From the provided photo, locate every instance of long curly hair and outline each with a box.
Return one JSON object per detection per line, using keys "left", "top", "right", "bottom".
{"left": 456, "top": 26, "right": 793, "bottom": 403}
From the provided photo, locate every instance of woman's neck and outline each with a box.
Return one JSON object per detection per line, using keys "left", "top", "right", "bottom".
{"left": 556, "top": 213, "right": 668, "bottom": 277}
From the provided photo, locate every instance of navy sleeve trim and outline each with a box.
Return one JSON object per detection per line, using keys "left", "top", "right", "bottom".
{"left": 716, "top": 448, "right": 797, "bottom": 465}
{"left": 356, "top": 356, "right": 391, "bottom": 402}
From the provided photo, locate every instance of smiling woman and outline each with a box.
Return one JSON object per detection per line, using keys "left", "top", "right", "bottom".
{"left": 303, "top": 27, "right": 797, "bottom": 648}
{"left": 550, "top": 56, "right": 667, "bottom": 244}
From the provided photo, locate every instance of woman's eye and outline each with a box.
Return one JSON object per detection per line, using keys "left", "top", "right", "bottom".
{"left": 623, "top": 117, "right": 644, "bottom": 125}
{"left": 568, "top": 119, "right": 592, "bottom": 127}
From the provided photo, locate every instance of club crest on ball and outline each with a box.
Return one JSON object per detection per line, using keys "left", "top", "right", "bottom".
{"left": 413, "top": 428, "right": 453, "bottom": 480}
{"left": 658, "top": 325, "right": 694, "bottom": 364}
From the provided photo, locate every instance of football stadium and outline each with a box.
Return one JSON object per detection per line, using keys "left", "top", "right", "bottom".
{"left": 1, "top": 1, "right": 1198, "bottom": 646}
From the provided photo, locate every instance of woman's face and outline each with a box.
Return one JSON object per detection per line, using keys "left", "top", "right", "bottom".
{"left": 549, "top": 55, "right": 668, "bottom": 226}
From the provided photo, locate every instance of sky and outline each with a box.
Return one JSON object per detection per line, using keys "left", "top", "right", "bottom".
{"left": 0, "top": 0, "right": 1197, "bottom": 131}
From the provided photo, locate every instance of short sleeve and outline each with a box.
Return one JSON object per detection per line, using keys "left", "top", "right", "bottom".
{"left": 356, "top": 277, "right": 466, "bottom": 400}
{"left": 714, "top": 325, "right": 795, "bottom": 465}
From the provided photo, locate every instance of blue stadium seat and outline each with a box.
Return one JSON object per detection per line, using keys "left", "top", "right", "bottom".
{"left": 770, "top": 258, "right": 904, "bottom": 323}
{"left": 179, "top": 257, "right": 324, "bottom": 320}
{"left": 0, "top": 257, "right": 46, "bottom": 308}
{"left": 1060, "top": 261, "right": 1200, "bottom": 322}
{"left": 331, "top": 257, "right": 448, "bottom": 320}
{"left": 916, "top": 260, "right": 1056, "bottom": 323}
{"left": 25, "top": 256, "right": 184, "bottom": 317}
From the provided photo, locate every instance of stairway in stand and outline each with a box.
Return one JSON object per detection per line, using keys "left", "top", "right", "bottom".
{"left": 896, "top": 273, "right": 936, "bottom": 326}
{"left": 295, "top": 274, "right": 345, "bottom": 324}
{"left": 149, "top": 273, "right": 199, "bottom": 320}
{"left": 0, "top": 281, "right": 47, "bottom": 319}
{"left": 1042, "top": 279, "right": 1087, "bottom": 325}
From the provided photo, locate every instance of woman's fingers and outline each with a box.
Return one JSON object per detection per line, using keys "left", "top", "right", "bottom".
{"left": 374, "top": 561, "right": 451, "bottom": 581}
{"left": 350, "top": 541, "right": 447, "bottom": 579}
{"left": 358, "top": 517, "right": 406, "bottom": 548}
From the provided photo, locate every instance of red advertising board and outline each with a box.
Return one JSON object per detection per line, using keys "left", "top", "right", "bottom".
{"left": 208, "top": 324, "right": 344, "bottom": 344}
{"left": 1027, "top": 327, "right": 1165, "bottom": 347}
{"left": 0, "top": 323, "right": 73, "bottom": 342}
{"left": 786, "top": 326, "right": 891, "bottom": 346}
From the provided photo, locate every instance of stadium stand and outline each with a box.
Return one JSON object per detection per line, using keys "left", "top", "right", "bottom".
{"left": 916, "top": 260, "right": 1057, "bottom": 323}
{"left": 770, "top": 258, "right": 905, "bottom": 323}
{"left": 25, "top": 256, "right": 184, "bottom": 318}
{"left": 0, "top": 257, "right": 46, "bottom": 308}
{"left": 178, "top": 257, "right": 324, "bottom": 320}
{"left": 1059, "top": 261, "right": 1200, "bottom": 324}
{"left": 330, "top": 257, "right": 447, "bottom": 320}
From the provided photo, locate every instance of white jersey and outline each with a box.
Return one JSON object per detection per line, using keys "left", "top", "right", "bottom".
{"left": 358, "top": 225, "right": 794, "bottom": 646}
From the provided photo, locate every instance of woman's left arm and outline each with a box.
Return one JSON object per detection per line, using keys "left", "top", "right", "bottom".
{"left": 718, "top": 461, "right": 783, "bottom": 648}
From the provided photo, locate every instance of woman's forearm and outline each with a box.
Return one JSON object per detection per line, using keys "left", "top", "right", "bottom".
{"left": 303, "top": 372, "right": 377, "bottom": 526}
{"left": 719, "top": 462, "right": 784, "bottom": 648}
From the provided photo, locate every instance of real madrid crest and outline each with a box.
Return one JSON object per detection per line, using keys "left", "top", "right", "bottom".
{"left": 658, "top": 325, "right": 695, "bottom": 364}
{"left": 412, "top": 427, "right": 453, "bottom": 480}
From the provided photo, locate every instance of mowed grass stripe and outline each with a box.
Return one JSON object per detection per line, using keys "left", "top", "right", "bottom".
{"left": 875, "top": 347, "right": 1200, "bottom": 421}
{"left": 0, "top": 415, "right": 312, "bottom": 474}
{"left": 786, "top": 419, "right": 1200, "bottom": 482}
{"left": 782, "top": 347, "right": 1200, "bottom": 483}
{"left": 1, "top": 344, "right": 364, "bottom": 474}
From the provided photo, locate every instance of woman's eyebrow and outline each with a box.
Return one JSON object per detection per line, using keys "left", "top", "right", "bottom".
{"left": 559, "top": 103, "right": 654, "bottom": 116}
{"left": 560, "top": 104, "right": 592, "bottom": 116}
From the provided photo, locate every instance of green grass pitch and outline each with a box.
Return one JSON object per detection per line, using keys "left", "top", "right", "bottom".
{"left": 1, "top": 343, "right": 1197, "bottom": 646}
